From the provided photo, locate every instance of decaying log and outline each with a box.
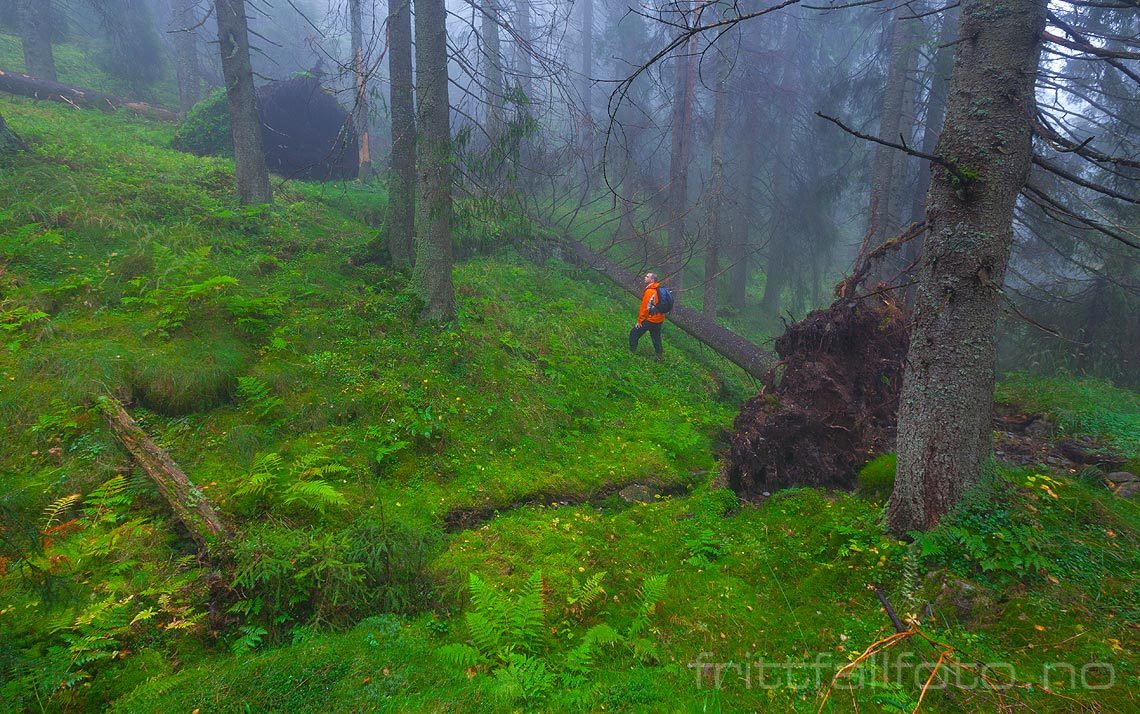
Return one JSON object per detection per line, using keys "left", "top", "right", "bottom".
{"left": 100, "top": 397, "right": 230, "bottom": 550}
{"left": 561, "top": 237, "right": 772, "bottom": 380}
{"left": 0, "top": 69, "right": 180, "bottom": 122}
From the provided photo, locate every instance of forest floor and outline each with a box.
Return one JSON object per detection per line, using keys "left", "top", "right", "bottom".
{"left": 1, "top": 90, "right": 1139, "bottom": 713}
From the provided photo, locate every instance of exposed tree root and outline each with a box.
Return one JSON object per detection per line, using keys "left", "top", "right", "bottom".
{"left": 722, "top": 295, "right": 909, "bottom": 499}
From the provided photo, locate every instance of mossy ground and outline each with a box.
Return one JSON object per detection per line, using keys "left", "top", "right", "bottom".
{"left": 1, "top": 88, "right": 1138, "bottom": 713}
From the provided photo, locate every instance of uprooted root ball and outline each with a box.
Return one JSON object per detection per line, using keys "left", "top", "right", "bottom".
{"left": 722, "top": 296, "right": 909, "bottom": 499}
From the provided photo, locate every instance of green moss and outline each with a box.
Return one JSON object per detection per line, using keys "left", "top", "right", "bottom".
{"left": 129, "top": 331, "right": 248, "bottom": 415}
{"left": 172, "top": 88, "right": 233, "bottom": 157}
{"left": 856, "top": 452, "right": 896, "bottom": 501}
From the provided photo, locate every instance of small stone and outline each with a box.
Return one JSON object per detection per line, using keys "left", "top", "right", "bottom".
{"left": 1106, "top": 471, "right": 1139, "bottom": 484}
{"left": 1113, "top": 482, "right": 1140, "bottom": 499}
{"left": 618, "top": 484, "right": 660, "bottom": 503}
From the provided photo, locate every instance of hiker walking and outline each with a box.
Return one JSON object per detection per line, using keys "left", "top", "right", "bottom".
{"left": 629, "top": 272, "right": 672, "bottom": 359}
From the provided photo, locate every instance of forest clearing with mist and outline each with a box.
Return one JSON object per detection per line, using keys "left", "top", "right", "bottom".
{"left": 0, "top": 0, "right": 1138, "bottom": 711}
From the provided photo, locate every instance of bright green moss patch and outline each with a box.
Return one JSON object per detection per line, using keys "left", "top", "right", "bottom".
{"left": 856, "top": 452, "right": 896, "bottom": 500}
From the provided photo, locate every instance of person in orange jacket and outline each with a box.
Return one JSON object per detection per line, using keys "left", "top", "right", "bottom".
{"left": 629, "top": 272, "right": 666, "bottom": 359}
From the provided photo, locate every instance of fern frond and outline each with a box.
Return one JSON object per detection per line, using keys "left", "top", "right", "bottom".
{"left": 468, "top": 573, "right": 506, "bottom": 622}
{"left": 637, "top": 574, "right": 668, "bottom": 618}
{"left": 42, "top": 493, "right": 81, "bottom": 530}
{"left": 282, "top": 480, "right": 346, "bottom": 513}
{"left": 235, "top": 452, "right": 284, "bottom": 498}
{"left": 84, "top": 476, "right": 128, "bottom": 508}
{"left": 566, "top": 571, "right": 606, "bottom": 614}
{"left": 490, "top": 654, "right": 552, "bottom": 706}
{"left": 508, "top": 571, "right": 545, "bottom": 653}
{"left": 466, "top": 610, "right": 504, "bottom": 658}
{"left": 436, "top": 643, "right": 486, "bottom": 669}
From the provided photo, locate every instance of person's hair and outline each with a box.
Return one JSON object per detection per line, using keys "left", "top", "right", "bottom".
{"left": 646, "top": 272, "right": 658, "bottom": 282}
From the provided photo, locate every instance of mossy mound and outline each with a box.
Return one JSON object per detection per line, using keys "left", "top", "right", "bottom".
{"left": 129, "top": 332, "right": 247, "bottom": 415}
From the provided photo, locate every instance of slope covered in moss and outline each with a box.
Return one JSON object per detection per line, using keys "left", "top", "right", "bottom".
{"left": 1, "top": 96, "right": 1137, "bottom": 713}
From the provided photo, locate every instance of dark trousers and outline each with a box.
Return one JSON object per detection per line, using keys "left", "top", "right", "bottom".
{"left": 629, "top": 321, "right": 663, "bottom": 356}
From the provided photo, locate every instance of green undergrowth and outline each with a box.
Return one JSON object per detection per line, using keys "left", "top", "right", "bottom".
{"left": 0, "top": 32, "right": 178, "bottom": 107}
{"left": 2, "top": 95, "right": 1138, "bottom": 712}
{"left": 997, "top": 372, "right": 1140, "bottom": 457}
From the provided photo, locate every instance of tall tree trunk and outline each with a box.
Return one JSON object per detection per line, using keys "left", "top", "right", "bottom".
{"left": 214, "top": 0, "right": 272, "bottom": 204}
{"left": 387, "top": 0, "right": 416, "bottom": 267}
{"left": 16, "top": 0, "right": 57, "bottom": 82}
{"left": 867, "top": 8, "right": 920, "bottom": 246}
{"left": 480, "top": 0, "right": 505, "bottom": 191}
{"left": 902, "top": 4, "right": 958, "bottom": 301}
{"left": 665, "top": 1, "right": 697, "bottom": 291}
{"left": 887, "top": 0, "right": 1046, "bottom": 535}
{"left": 349, "top": 0, "right": 372, "bottom": 181}
{"left": 703, "top": 47, "right": 730, "bottom": 318}
{"left": 728, "top": 94, "right": 760, "bottom": 312}
{"left": 759, "top": 16, "right": 801, "bottom": 321}
{"left": 482, "top": 0, "right": 504, "bottom": 147}
{"left": 412, "top": 0, "right": 456, "bottom": 323}
{"left": 171, "top": 0, "right": 201, "bottom": 113}
{"left": 908, "top": 4, "right": 958, "bottom": 225}
{"left": 512, "top": 0, "right": 537, "bottom": 181}
{"left": 579, "top": 0, "right": 594, "bottom": 171}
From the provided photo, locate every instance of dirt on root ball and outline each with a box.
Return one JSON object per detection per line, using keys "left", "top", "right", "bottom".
{"left": 722, "top": 296, "right": 909, "bottom": 500}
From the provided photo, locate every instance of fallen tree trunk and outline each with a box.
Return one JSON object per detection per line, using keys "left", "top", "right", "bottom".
{"left": 0, "top": 69, "right": 180, "bottom": 122}
{"left": 100, "top": 397, "right": 230, "bottom": 550}
{"left": 561, "top": 237, "right": 771, "bottom": 379}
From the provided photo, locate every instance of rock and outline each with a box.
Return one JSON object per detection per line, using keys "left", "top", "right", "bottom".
{"left": 1024, "top": 417, "right": 1051, "bottom": 440}
{"left": 618, "top": 483, "right": 660, "bottom": 503}
{"left": 1113, "top": 481, "right": 1140, "bottom": 499}
{"left": 1106, "top": 471, "right": 1139, "bottom": 484}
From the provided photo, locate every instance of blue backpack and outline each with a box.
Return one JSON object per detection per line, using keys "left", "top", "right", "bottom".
{"left": 649, "top": 285, "right": 674, "bottom": 315}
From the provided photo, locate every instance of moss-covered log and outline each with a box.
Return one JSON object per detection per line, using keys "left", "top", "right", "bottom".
{"left": 101, "top": 397, "right": 230, "bottom": 550}
{"left": 561, "top": 237, "right": 771, "bottom": 379}
{"left": 0, "top": 69, "right": 179, "bottom": 121}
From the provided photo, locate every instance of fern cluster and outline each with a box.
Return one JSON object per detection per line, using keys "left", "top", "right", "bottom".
{"left": 437, "top": 569, "right": 668, "bottom": 707}
{"left": 228, "top": 515, "right": 441, "bottom": 647}
{"left": 2, "top": 477, "right": 205, "bottom": 710}
{"left": 234, "top": 444, "right": 348, "bottom": 516}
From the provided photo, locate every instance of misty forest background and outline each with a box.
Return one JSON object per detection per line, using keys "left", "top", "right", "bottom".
{"left": 0, "top": 0, "right": 1138, "bottom": 712}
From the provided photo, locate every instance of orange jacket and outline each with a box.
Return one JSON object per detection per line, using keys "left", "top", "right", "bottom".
{"left": 638, "top": 282, "right": 667, "bottom": 325}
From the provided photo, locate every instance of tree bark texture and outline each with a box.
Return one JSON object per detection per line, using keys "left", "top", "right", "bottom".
{"left": 0, "top": 69, "right": 180, "bottom": 121}
{"left": 665, "top": 1, "right": 698, "bottom": 291}
{"left": 349, "top": 0, "right": 372, "bottom": 181}
{"left": 562, "top": 237, "right": 771, "bottom": 379}
{"left": 412, "top": 0, "right": 457, "bottom": 323}
{"left": 171, "top": 0, "right": 202, "bottom": 113}
{"left": 887, "top": 0, "right": 1046, "bottom": 535}
{"left": 387, "top": 0, "right": 416, "bottom": 267}
{"left": 16, "top": 0, "right": 56, "bottom": 82}
{"left": 215, "top": 0, "right": 272, "bottom": 205}
{"left": 102, "top": 398, "right": 230, "bottom": 551}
